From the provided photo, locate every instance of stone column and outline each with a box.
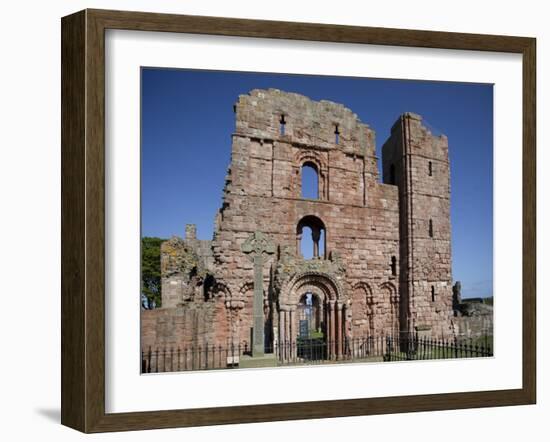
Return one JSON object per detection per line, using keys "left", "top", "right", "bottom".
{"left": 277, "top": 308, "right": 283, "bottom": 359}
{"left": 329, "top": 300, "right": 336, "bottom": 359}
{"left": 288, "top": 309, "right": 293, "bottom": 361}
{"left": 252, "top": 255, "right": 264, "bottom": 355}
{"left": 312, "top": 227, "right": 321, "bottom": 258}
{"left": 317, "top": 300, "right": 323, "bottom": 332}
{"left": 342, "top": 303, "right": 349, "bottom": 358}
{"left": 296, "top": 232, "right": 302, "bottom": 257}
{"left": 241, "top": 231, "right": 275, "bottom": 358}
{"left": 336, "top": 301, "right": 343, "bottom": 359}
{"left": 285, "top": 309, "right": 290, "bottom": 361}
{"left": 325, "top": 301, "right": 331, "bottom": 359}
{"left": 289, "top": 309, "right": 295, "bottom": 360}
{"left": 185, "top": 223, "right": 197, "bottom": 240}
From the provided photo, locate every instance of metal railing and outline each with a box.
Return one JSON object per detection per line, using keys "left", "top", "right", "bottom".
{"left": 384, "top": 335, "right": 492, "bottom": 361}
{"left": 141, "top": 342, "right": 249, "bottom": 373}
{"left": 141, "top": 334, "right": 493, "bottom": 373}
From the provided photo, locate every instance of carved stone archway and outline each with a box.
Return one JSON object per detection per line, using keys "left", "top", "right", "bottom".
{"left": 352, "top": 282, "right": 376, "bottom": 336}
{"left": 277, "top": 271, "right": 346, "bottom": 360}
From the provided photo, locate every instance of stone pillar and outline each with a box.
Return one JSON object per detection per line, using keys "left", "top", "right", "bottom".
{"left": 241, "top": 231, "right": 275, "bottom": 358}
{"left": 318, "top": 301, "right": 323, "bottom": 332}
{"left": 287, "top": 309, "right": 292, "bottom": 361}
{"left": 342, "top": 303, "right": 348, "bottom": 358}
{"left": 289, "top": 309, "right": 295, "bottom": 360}
{"left": 252, "top": 255, "right": 265, "bottom": 356}
{"left": 325, "top": 301, "right": 331, "bottom": 359}
{"left": 329, "top": 300, "right": 336, "bottom": 359}
{"left": 312, "top": 228, "right": 321, "bottom": 258}
{"left": 284, "top": 309, "right": 289, "bottom": 360}
{"left": 336, "top": 301, "right": 343, "bottom": 359}
{"left": 185, "top": 224, "right": 197, "bottom": 240}
{"left": 277, "top": 308, "right": 283, "bottom": 359}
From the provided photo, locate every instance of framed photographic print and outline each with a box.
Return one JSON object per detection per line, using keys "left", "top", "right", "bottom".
{"left": 61, "top": 9, "right": 536, "bottom": 433}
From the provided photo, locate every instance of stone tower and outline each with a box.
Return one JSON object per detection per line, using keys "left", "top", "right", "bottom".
{"left": 382, "top": 113, "right": 454, "bottom": 338}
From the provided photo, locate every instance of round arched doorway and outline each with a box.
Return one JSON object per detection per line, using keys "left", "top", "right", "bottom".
{"left": 278, "top": 271, "right": 346, "bottom": 362}
{"left": 296, "top": 291, "right": 327, "bottom": 361}
{"left": 297, "top": 292, "right": 323, "bottom": 335}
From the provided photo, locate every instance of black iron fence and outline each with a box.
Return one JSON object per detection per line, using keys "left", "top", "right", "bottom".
{"left": 141, "top": 334, "right": 493, "bottom": 373}
{"left": 141, "top": 342, "right": 248, "bottom": 373}
{"left": 383, "top": 335, "right": 492, "bottom": 361}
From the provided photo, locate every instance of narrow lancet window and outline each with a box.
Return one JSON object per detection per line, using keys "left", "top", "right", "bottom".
{"left": 391, "top": 256, "right": 397, "bottom": 276}
{"left": 334, "top": 124, "right": 340, "bottom": 144}
{"left": 431, "top": 286, "right": 436, "bottom": 302}
{"left": 279, "top": 114, "right": 286, "bottom": 135}
{"left": 428, "top": 161, "right": 433, "bottom": 176}
{"left": 429, "top": 219, "right": 434, "bottom": 238}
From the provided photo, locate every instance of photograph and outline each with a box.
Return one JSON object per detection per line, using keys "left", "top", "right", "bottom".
{"left": 1, "top": 0, "right": 541, "bottom": 438}
{"left": 139, "top": 68, "right": 494, "bottom": 373}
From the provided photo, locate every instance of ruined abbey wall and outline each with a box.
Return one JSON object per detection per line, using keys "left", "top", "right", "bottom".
{"left": 141, "top": 89, "right": 455, "bottom": 354}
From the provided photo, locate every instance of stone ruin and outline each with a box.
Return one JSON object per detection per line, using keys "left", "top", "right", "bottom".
{"left": 141, "top": 88, "right": 456, "bottom": 360}
{"left": 452, "top": 281, "right": 494, "bottom": 341}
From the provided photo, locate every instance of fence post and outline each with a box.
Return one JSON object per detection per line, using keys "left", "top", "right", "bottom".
{"left": 423, "top": 338, "right": 427, "bottom": 360}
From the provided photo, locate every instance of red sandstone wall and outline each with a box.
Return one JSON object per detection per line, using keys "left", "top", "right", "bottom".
{"left": 144, "top": 90, "right": 455, "bottom": 354}
{"left": 213, "top": 89, "right": 402, "bottom": 340}
{"left": 382, "top": 113, "right": 454, "bottom": 338}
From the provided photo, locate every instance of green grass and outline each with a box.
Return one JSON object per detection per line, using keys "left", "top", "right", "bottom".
{"left": 459, "top": 335, "right": 493, "bottom": 353}
{"left": 387, "top": 336, "right": 493, "bottom": 361}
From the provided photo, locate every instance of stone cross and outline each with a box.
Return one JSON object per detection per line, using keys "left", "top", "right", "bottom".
{"left": 241, "top": 231, "right": 275, "bottom": 357}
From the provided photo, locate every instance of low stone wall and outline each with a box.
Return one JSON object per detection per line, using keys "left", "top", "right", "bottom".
{"left": 141, "top": 302, "right": 226, "bottom": 350}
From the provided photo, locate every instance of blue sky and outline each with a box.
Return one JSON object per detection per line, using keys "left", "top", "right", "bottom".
{"left": 141, "top": 68, "right": 493, "bottom": 299}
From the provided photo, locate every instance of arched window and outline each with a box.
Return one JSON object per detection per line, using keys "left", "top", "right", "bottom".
{"left": 429, "top": 219, "right": 434, "bottom": 238}
{"left": 301, "top": 162, "right": 319, "bottom": 199}
{"left": 297, "top": 215, "right": 326, "bottom": 259}
{"left": 391, "top": 256, "right": 397, "bottom": 276}
{"left": 428, "top": 161, "right": 433, "bottom": 176}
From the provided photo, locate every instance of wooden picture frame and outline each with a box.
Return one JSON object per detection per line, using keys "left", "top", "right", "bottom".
{"left": 61, "top": 8, "right": 536, "bottom": 433}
